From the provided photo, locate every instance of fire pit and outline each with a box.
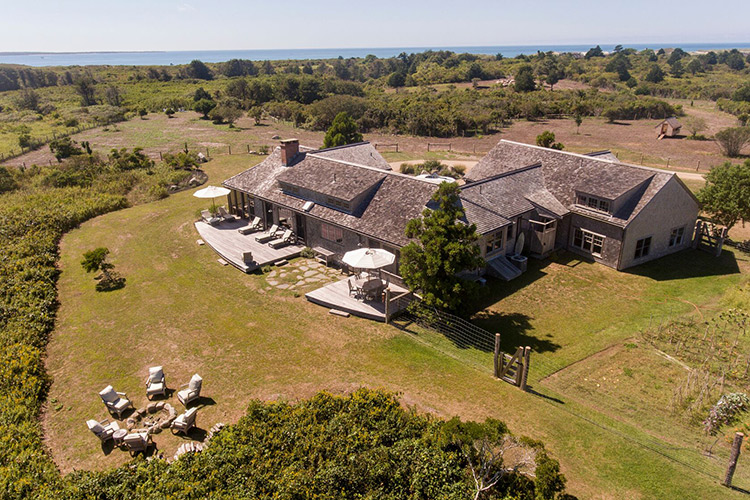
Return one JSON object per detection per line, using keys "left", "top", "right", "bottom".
{"left": 125, "top": 402, "right": 177, "bottom": 434}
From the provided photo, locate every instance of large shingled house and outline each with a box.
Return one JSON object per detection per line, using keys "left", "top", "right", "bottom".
{"left": 221, "top": 139, "right": 699, "bottom": 277}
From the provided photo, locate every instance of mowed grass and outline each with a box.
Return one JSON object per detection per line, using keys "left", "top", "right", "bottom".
{"left": 44, "top": 154, "right": 750, "bottom": 498}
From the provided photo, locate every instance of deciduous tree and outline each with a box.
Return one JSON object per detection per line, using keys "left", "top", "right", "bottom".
{"left": 698, "top": 160, "right": 750, "bottom": 230}
{"left": 714, "top": 127, "right": 750, "bottom": 157}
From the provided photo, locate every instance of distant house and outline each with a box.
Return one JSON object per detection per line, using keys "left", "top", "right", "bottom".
{"left": 221, "top": 139, "right": 699, "bottom": 278}
{"left": 656, "top": 117, "right": 682, "bottom": 138}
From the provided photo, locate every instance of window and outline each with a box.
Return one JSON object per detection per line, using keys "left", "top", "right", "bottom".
{"left": 573, "top": 228, "right": 605, "bottom": 257}
{"left": 485, "top": 231, "right": 504, "bottom": 255}
{"left": 325, "top": 196, "right": 350, "bottom": 211}
{"left": 576, "top": 193, "right": 611, "bottom": 214}
{"left": 634, "top": 237, "right": 651, "bottom": 259}
{"left": 321, "top": 223, "right": 343, "bottom": 243}
{"left": 669, "top": 227, "right": 685, "bottom": 247}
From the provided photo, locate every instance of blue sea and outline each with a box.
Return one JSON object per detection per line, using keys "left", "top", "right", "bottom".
{"left": 1, "top": 43, "right": 748, "bottom": 67}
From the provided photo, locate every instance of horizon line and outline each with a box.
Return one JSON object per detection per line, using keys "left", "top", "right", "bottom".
{"left": 3, "top": 41, "right": 750, "bottom": 56}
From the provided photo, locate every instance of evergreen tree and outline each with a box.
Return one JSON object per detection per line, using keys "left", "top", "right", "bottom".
{"left": 323, "top": 112, "right": 363, "bottom": 148}
{"left": 400, "top": 183, "right": 485, "bottom": 313}
{"left": 514, "top": 64, "right": 536, "bottom": 92}
{"left": 698, "top": 160, "right": 750, "bottom": 229}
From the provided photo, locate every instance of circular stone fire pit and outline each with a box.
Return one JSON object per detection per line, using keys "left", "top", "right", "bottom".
{"left": 125, "top": 402, "right": 177, "bottom": 434}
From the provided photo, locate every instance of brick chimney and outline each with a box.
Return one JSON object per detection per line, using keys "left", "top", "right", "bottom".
{"left": 280, "top": 138, "right": 299, "bottom": 166}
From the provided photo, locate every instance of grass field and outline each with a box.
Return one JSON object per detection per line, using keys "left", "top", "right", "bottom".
{"left": 42, "top": 152, "right": 750, "bottom": 499}
{"left": 4, "top": 97, "right": 743, "bottom": 175}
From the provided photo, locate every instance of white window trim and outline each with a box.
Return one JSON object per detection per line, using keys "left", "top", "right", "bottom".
{"left": 575, "top": 193, "right": 612, "bottom": 215}
{"left": 634, "top": 235, "right": 653, "bottom": 259}
{"left": 669, "top": 226, "right": 686, "bottom": 247}
{"left": 572, "top": 227, "right": 606, "bottom": 258}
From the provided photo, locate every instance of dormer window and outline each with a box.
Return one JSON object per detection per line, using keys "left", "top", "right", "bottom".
{"left": 576, "top": 193, "right": 610, "bottom": 214}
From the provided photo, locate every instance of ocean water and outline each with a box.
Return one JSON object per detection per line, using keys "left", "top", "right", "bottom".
{"left": 1, "top": 43, "right": 748, "bottom": 67}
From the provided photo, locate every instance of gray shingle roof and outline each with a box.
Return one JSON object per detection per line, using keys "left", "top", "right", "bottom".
{"left": 467, "top": 140, "right": 678, "bottom": 226}
{"left": 309, "top": 142, "right": 392, "bottom": 170}
{"left": 277, "top": 154, "right": 386, "bottom": 201}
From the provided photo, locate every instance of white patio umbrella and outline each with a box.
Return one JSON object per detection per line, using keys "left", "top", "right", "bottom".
{"left": 342, "top": 248, "right": 395, "bottom": 270}
{"left": 193, "top": 185, "right": 230, "bottom": 212}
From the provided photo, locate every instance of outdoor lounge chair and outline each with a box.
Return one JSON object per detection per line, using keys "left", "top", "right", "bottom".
{"left": 267, "top": 229, "right": 294, "bottom": 249}
{"left": 122, "top": 431, "right": 152, "bottom": 456}
{"left": 238, "top": 216, "right": 263, "bottom": 235}
{"left": 254, "top": 224, "right": 280, "bottom": 244}
{"left": 177, "top": 373, "right": 203, "bottom": 407}
{"left": 201, "top": 210, "right": 220, "bottom": 226}
{"left": 218, "top": 206, "right": 236, "bottom": 221}
{"left": 171, "top": 407, "right": 198, "bottom": 435}
{"left": 145, "top": 366, "right": 167, "bottom": 400}
{"left": 86, "top": 418, "right": 120, "bottom": 442}
{"left": 99, "top": 385, "right": 133, "bottom": 419}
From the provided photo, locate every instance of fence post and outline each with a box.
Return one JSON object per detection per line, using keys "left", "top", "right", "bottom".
{"left": 228, "top": 145, "right": 231, "bottom": 155}
{"left": 247, "top": 144, "right": 250, "bottom": 154}
{"left": 666, "top": 157, "right": 670, "bottom": 168}
{"left": 396, "top": 143, "right": 398, "bottom": 153}
{"left": 206, "top": 147, "right": 210, "bottom": 158}
{"left": 724, "top": 432, "right": 744, "bottom": 487}
{"left": 697, "top": 160, "right": 700, "bottom": 171}
{"left": 159, "top": 151, "right": 163, "bottom": 161}
{"left": 384, "top": 288, "right": 391, "bottom": 324}
{"left": 493, "top": 333, "right": 501, "bottom": 378}
{"left": 520, "top": 346, "right": 531, "bottom": 391}
{"left": 427, "top": 143, "right": 431, "bottom": 152}
{"left": 499, "top": 351, "right": 505, "bottom": 376}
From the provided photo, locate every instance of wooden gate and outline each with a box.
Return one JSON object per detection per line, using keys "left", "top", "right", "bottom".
{"left": 493, "top": 334, "right": 531, "bottom": 390}
{"left": 694, "top": 220, "right": 727, "bottom": 257}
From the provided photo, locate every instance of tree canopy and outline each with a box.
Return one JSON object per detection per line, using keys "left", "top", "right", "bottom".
{"left": 400, "top": 182, "right": 485, "bottom": 313}
{"left": 536, "top": 131, "right": 564, "bottom": 150}
{"left": 514, "top": 65, "right": 536, "bottom": 92}
{"left": 323, "top": 111, "right": 363, "bottom": 148}
{"left": 714, "top": 127, "right": 750, "bottom": 157}
{"left": 697, "top": 160, "right": 750, "bottom": 230}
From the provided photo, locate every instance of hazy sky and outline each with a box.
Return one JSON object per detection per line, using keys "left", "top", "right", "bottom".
{"left": 2, "top": 0, "right": 749, "bottom": 52}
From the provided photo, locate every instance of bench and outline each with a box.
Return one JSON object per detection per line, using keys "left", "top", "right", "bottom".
{"left": 312, "top": 246, "right": 336, "bottom": 266}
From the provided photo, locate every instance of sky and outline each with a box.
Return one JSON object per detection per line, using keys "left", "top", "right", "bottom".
{"left": 1, "top": 0, "right": 749, "bottom": 52}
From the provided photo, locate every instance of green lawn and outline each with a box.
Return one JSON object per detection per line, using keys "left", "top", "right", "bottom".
{"left": 44, "top": 154, "right": 750, "bottom": 499}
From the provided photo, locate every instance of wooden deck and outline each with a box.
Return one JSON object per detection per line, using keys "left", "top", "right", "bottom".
{"left": 195, "top": 220, "right": 304, "bottom": 272}
{"left": 305, "top": 278, "right": 408, "bottom": 322}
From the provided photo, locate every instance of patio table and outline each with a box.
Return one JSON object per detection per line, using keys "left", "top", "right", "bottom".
{"left": 113, "top": 428, "right": 128, "bottom": 447}
{"left": 355, "top": 277, "right": 384, "bottom": 299}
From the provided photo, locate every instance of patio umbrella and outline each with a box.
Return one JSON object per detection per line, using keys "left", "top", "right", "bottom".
{"left": 193, "top": 185, "right": 230, "bottom": 212}
{"left": 342, "top": 248, "right": 395, "bottom": 270}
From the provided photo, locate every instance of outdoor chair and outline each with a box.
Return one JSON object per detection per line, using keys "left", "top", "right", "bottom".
{"left": 255, "top": 224, "right": 280, "bottom": 244}
{"left": 171, "top": 407, "right": 198, "bottom": 435}
{"left": 268, "top": 229, "right": 294, "bottom": 249}
{"left": 242, "top": 251, "right": 254, "bottom": 265}
{"left": 238, "top": 216, "right": 263, "bottom": 235}
{"left": 122, "top": 431, "right": 152, "bottom": 456}
{"left": 201, "top": 210, "right": 220, "bottom": 226}
{"left": 347, "top": 278, "right": 362, "bottom": 298}
{"left": 99, "top": 385, "right": 133, "bottom": 419}
{"left": 86, "top": 418, "right": 120, "bottom": 442}
{"left": 145, "top": 366, "right": 167, "bottom": 400}
{"left": 177, "top": 373, "right": 203, "bottom": 407}
{"left": 218, "top": 206, "right": 236, "bottom": 222}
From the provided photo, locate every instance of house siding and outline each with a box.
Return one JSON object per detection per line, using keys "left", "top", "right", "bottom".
{"left": 565, "top": 214, "right": 624, "bottom": 268}
{"left": 618, "top": 177, "right": 699, "bottom": 270}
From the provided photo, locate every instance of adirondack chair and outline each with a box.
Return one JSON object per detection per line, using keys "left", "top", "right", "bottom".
{"left": 177, "top": 374, "right": 203, "bottom": 407}
{"left": 238, "top": 216, "right": 263, "bottom": 235}
{"left": 99, "top": 385, "right": 133, "bottom": 419}
{"left": 255, "top": 224, "right": 280, "bottom": 244}
{"left": 145, "top": 366, "right": 167, "bottom": 400}
{"left": 171, "top": 407, "right": 198, "bottom": 435}
{"left": 268, "top": 229, "right": 294, "bottom": 249}
{"left": 86, "top": 418, "right": 120, "bottom": 442}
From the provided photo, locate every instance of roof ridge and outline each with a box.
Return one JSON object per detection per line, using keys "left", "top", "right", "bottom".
{"left": 462, "top": 163, "right": 542, "bottom": 188}
{"left": 306, "top": 153, "right": 442, "bottom": 185}
{"left": 498, "top": 140, "right": 675, "bottom": 177}
{"left": 311, "top": 141, "right": 372, "bottom": 154}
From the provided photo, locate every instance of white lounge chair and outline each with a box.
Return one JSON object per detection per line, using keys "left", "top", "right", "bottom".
{"left": 238, "top": 216, "right": 263, "bottom": 235}
{"left": 201, "top": 210, "right": 220, "bottom": 226}
{"left": 99, "top": 385, "right": 133, "bottom": 419}
{"left": 268, "top": 229, "right": 294, "bottom": 249}
{"left": 218, "top": 206, "right": 236, "bottom": 221}
{"left": 145, "top": 366, "right": 167, "bottom": 400}
{"left": 177, "top": 374, "right": 203, "bottom": 407}
{"left": 255, "top": 224, "right": 280, "bottom": 243}
{"left": 171, "top": 407, "right": 198, "bottom": 435}
{"left": 122, "top": 431, "right": 152, "bottom": 456}
{"left": 86, "top": 418, "right": 120, "bottom": 442}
